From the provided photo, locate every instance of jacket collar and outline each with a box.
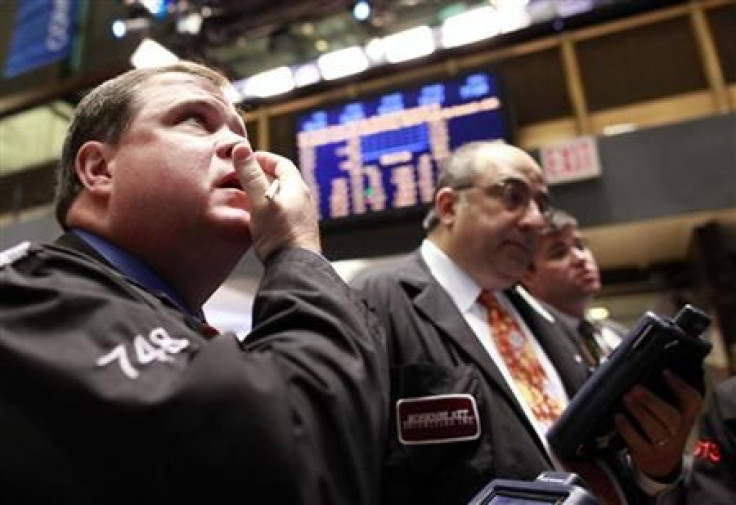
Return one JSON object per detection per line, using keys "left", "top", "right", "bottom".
{"left": 57, "top": 230, "right": 203, "bottom": 321}
{"left": 399, "top": 251, "right": 536, "bottom": 429}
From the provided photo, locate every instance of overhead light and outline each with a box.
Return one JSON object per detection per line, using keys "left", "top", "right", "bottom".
{"left": 242, "top": 66, "right": 295, "bottom": 98}
{"left": 352, "top": 1, "right": 372, "bottom": 22}
{"left": 588, "top": 306, "right": 610, "bottom": 321}
{"left": 130, "top": 38, "right": 179, "bottom": 68}
{"left": 111, "top": 17, "right": 150, "bottom": 39}
{"left": 138, "top": 0, "right": 168, "bottom": 19}
{"left": 491, "top": 0, "right": 531, "bottom": 7}
{"left": 441, "top": 7, "right": 501, "bottom": 48}
{"left": 383, "top": 26, "right": 435, "bottom": 63}
{"left": 317, "top": 46, "right": 369, "bottom": 80}
{"left": 555, "top": 0, "right": 594, "bottom": 18}
{"left": 176, "top": 12, "right": 203, "bottom": 35}
{"left": 494, "top": 0, "right": 533, "bottom": 33}
{"left": 294, "top": 63, "right": 322, "bottom": 87}
{"left": 314, "top": 39, "right": 330, "bottom": 52}
{"left": 364, "top": 38, "right": 385, "bottom": 63}
{"left": 602, "top": 123, "right": 637, "bottom": 136}
{"left": 112, "top": 20, "right": 126, "bottom": 38}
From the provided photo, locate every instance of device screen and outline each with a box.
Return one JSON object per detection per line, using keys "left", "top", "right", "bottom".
{"left": 487, "top": 494, "right": 559, "bottom": 504}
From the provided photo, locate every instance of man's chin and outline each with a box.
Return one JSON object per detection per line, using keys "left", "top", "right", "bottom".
{"left": 507, "top": 248, "right": 532, "bottom": 267}
{"left": 208, "top": 210, "right": 251, "bottom": 240}
{"left": 213, "top": 205, "right": 251, "bottom": 223}
{"left": 576, "top": 284, "right": 600, "bottom": 298}
{"left": 498, "top": 257, "right": 529, "bottom": 284}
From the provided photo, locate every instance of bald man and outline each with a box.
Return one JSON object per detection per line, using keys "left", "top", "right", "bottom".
{"left": 352, "top": 142, "right": 701, "bottom": 505}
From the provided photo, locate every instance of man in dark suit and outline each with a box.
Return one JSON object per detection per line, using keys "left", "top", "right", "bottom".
{"left": 522, "top": 208, "right": 625, "bottom": 368}
{"left": 351, "top": 141, "right": 702, "bottom": 505}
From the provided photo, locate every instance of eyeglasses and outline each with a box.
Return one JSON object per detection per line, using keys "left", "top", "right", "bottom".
{"left": 454, "top": 177, "right": 551, "bottom": 216}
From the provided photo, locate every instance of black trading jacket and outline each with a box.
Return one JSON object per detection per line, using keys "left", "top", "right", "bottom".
{"left": 683, "top": 377, "right": 736, "bottom": 505}
{"left": 0, "top": 233, "right": 389, "bottom": 505}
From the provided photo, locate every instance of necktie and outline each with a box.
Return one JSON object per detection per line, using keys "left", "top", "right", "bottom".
{"left": 578, "top": 319, "right": 603, "bottom": 367}
{"left": 478, "top": 291, "right": 565, "bottom": 430}
{"left": 479, "top": 293, "right": 626, "bottom": 505}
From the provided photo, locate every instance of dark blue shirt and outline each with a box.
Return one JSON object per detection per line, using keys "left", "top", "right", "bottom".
{"left": 71, "top": 228, "right": 203, "bottom": 320}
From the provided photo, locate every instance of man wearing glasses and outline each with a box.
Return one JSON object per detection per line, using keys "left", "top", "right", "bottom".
{"left": 351, "top": 141, "right": 702, "bottom": 505}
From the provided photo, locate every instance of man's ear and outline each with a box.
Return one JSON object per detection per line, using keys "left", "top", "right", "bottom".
{"left": 75, "top": 141, "right": 113, "bottom": 194}
{"left": 435, "top": 187, "right": 460, "bottom": 226}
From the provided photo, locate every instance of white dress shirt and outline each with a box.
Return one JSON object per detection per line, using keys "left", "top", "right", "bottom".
{"left": 420, "top": 239, "right": 569, "bottom": 448}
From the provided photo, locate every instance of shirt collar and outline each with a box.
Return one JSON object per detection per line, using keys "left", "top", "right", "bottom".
{"left": 420, "top": 238, "right": 484, "bottom": 313}
{"left": 550, "top": 305, "right": 582, "bottom": 328}
{"left": 71, "top": 228, "right": 201, "bottom": 319}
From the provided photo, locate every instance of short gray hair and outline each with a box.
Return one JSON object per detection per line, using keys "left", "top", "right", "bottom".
{"left": 541, "top": 207, "right": 578, "bottom": 236}
{"left": 423, "top": 141, "right": 502, "bottom": 231}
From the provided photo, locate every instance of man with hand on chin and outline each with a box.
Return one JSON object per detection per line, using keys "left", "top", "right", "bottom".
{"left": 0, "top": 61, "right": 388, "bottom": 505}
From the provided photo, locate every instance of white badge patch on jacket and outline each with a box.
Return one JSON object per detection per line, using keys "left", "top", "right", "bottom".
{"left": 396, "top": 394, "right": 480, "bottom": 445}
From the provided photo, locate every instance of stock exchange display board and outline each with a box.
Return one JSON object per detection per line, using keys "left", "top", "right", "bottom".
{"left": 296, "top": 71, "right": 509, "bottom": 222}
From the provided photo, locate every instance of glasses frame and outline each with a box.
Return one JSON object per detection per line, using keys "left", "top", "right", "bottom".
{"left": 453, "top": 176, "right": 551, "bottom": 217}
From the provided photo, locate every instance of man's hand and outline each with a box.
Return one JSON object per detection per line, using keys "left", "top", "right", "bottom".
{"left": 233, "top": 144, "right": 321, "bottom": 261}
{"left": 614, "top": 370, "right": 703, "bottom": 479}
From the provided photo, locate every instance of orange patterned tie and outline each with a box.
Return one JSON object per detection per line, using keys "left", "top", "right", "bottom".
{"left": 479, "top": 292, "right": 625, "bottom": 505}
{"left": 478, "top": 291, "right": 565, "bottom": 429}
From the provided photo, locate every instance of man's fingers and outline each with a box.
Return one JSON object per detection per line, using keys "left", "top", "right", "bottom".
{"left": 664, "top": 370, "right": 703, "bottom": 422}
{"left": 614, "top": 412, "right": 647, "bottom": 449}
{"left": 626, "top": 386, "right": 679, "bottom": 435}
{"left": 243, "top": 150, "right": 321, "bottom": 260}
{"left": 254, "top": 151, "right": 300, "bottom": 181}
{"left": 252, "top": 151, "right": 310, "bottom": 206}
{"left": 234, "top": 145, "right": 268, "bottom": 199}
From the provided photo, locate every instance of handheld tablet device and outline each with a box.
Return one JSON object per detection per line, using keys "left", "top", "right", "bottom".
{"left": 547, "top": 304, "right": 711, "bottom": 458}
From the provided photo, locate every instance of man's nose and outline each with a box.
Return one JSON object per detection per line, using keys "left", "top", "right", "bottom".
{"left": 215, "top": 130, "right": 250, "bottom": 159}
{"left": 570, "top": 247, "right": 587, "bottom": 264}
{"left": 520, "top": 199, "right": 546, "bottom": 230}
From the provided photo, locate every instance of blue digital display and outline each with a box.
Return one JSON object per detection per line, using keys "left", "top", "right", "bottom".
{"left": 296, "top": 71, "right": 508, "bottom": 221}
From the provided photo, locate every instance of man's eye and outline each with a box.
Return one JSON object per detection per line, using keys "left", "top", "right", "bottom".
{"left": 547, "top": 247, "right": 568, "bottom": 260}
{"left": 181, "top": 112, "right": 208, "bottom": 127}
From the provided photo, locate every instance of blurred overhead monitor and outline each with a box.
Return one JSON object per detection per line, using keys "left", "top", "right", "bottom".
{"left": 295, "top": 71, "right": 509, "bottom": 224}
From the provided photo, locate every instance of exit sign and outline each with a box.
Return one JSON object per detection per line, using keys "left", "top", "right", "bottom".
{"left": 540, "top": 136, "right": 602, "bottom": 185}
